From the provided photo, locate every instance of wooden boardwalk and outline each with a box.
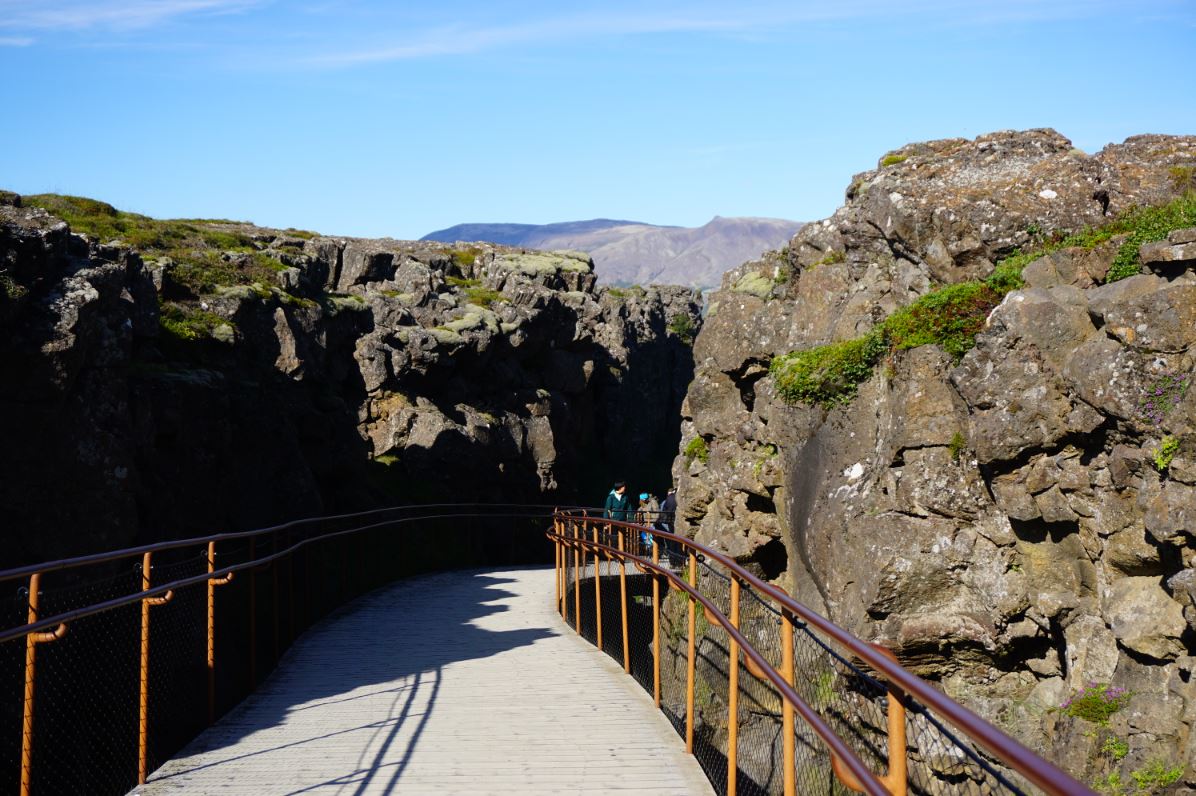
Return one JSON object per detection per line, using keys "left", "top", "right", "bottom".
{"left": 134, "top": 566, "right": 713, "bottom": 796}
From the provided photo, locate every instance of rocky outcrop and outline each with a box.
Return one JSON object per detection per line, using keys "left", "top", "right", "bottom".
{"left": 675, "top": 130, "right": 1196, "bottom": 784}
{"left": 0, "top": 196, "right": 701, "bottom": 566}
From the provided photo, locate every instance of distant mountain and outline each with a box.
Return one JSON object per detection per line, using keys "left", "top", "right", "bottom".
{"left": 421, "top": 216, "right": 804, "bottom": 290}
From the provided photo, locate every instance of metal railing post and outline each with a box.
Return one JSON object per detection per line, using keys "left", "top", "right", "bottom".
{"left": 832, "top": 645, "right": 909, "bottom": 796}
{"left": 573, "top": 521, "right": 581, "bottom": 634}
{"left": 685, "top": 551, "right": 697, "bottom": 754}
{"left": 206, "top": 541, "right": 234, "bottom": 725}
{"left": 249, "top": 537, "right": 257, "bottom": 688}
{"left": 781, "top": 607, "right": 796, "bottom": 796}
{"left": 618, "top": 530, "right": 630, "bottom": 673}
{"left": 139, "top": 552, "right": 174, "bottom": 785}
{"left": 272, "top": 533, "right": 280, "bottom": 664}
{"left": 554, "top": 518, "right": 561, "bottom": 614}
{"left": 728, "top": 577, "right": 741, "bottom": 795}
{"left": 652, "top": 538, "right": 661, "bottom": 708}
{"left": 18, "top": 572, "right": 67, "bottom": 796}
{"left": 593, "top": 526, "right": 603, "bottom": 651}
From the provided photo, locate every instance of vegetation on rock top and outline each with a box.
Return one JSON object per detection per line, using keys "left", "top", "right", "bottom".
{"left": 771, "top": 193, "right": 1196, "bottom": 408}
{"left": 24, "top": 193, "right": 291, "bottom": 296}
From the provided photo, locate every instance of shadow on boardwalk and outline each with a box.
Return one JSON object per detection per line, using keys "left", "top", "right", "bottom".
{"left": 142, "top": 570, "right": 554, "bottom": 795}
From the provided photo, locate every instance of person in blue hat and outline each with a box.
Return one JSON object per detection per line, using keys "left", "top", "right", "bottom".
{"left": 637, "top": 492, "right": 660, "bottom": 548}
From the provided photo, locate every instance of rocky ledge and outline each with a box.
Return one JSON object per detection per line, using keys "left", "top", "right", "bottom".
{"left": 0, "top": 193, "right": 701, "bottom": 565}
{"left": 675, "top": 130, "right": 1196, "bottom": 785}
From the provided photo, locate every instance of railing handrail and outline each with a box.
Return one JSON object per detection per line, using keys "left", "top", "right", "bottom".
{"left": 559, "top": 510, "right": 1093, "bottom": 796}
{"left": 0, "top": 503, "right": 589, "bottom": 585}
{"left": 552, "top": 526, "right": 893, "bottom": 796}
{"left": 0, "top": 510, "right": 557, "bottom": 645}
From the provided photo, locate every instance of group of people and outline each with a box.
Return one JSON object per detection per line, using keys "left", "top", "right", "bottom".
{"left": 602, "top": 480, "right": 677, "bottom": 534}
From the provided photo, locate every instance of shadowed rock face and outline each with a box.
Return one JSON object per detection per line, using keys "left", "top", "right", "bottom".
{"left": 673, "top": 130, "right": 1196, "bottom": 782}
{"left": 0, "top": 198, "right": 701, "bottom": 567}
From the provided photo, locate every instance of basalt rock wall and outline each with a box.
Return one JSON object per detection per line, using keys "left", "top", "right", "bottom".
{"left": 674, "top": 130, "right": 1196, "bottom": 784}
{"left": 0, "top": 195, "right": 701, "bottom": 567}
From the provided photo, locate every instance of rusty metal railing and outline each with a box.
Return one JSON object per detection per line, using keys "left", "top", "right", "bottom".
{"left": 549, "top": 511, "right": 1094, "bottom": 796}
{"left": 0, "top": 504, "right": 560, "bottom": 796}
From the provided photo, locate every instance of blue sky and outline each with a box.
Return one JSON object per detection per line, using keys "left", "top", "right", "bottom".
{"left": 1, "top": 1, "right": 1194, "bottom": 239}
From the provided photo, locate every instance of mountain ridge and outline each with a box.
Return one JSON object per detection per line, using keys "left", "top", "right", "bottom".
{"left": 422, "top": 215, "right": 803, "bottom": 289}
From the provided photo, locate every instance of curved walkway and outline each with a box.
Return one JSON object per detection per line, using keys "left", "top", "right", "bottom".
{"left": 134, "top": 566, "right": 712, "bottom": 796}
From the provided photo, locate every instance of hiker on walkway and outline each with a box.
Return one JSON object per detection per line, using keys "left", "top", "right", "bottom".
{"left": 658, "top": 486, "right": 677, "bottom": 534}
{"left": 637, "top": 492, "right": 659, "bottom": 525}
{"left": 603, "top": 480, "right": 632, "bottom": 522}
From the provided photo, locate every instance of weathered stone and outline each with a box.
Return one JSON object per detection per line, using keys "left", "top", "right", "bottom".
{"left": 1104, "top": 576, "right": 1186, "bottom": 660}
{"left": 1144, "top": 482, "right": 1196, "bottom": 544}
{"left": 1100, "top": 283, "right": 1196, "bottom": 352}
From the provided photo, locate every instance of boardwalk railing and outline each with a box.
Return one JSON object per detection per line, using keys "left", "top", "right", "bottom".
{"left": 549, "top": 511, "right": 1094, "bottom": 796}
{"left": 0, "top": 504, "right": 554, "bottom": 796}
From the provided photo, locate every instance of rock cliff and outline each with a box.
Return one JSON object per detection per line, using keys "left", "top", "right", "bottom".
{"left": 675, "top": 130, "right": 1196, "bottom": 785}
{"left": 0, "top": 193, "right": 701, "bottom": 566}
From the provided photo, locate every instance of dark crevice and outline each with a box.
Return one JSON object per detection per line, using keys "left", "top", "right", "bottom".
{"left": 752, "top": 537, "right": 788, "bottom": 582}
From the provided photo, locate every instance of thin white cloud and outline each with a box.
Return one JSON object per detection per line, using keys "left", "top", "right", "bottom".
{"left": 0, "top": 35, "right": 34, "bottom": 46}
{"left": 0, "top": 0, "right": 261, "bottom": 32}
{"left": 299, "top": 0, "right": 1161, "bottom": 68}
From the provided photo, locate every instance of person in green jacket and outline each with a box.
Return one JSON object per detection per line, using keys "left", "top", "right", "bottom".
{"left": 603, "top": 481, "right": 632, "bottom": 521}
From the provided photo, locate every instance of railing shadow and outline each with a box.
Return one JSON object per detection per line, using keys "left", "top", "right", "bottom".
{"left": 143, "top": 571, "right": 553, "bottom": 793}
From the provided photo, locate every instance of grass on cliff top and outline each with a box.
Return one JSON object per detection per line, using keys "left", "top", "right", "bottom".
{"left": 24, "top": 193, "right": 290, "bottom": 296}
{"left": 771, "top": 192, "right": 1196, "bottom": 408}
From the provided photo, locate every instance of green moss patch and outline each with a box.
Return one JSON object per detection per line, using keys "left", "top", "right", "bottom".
{"left": 24, "top": 193, "right": 292, "bottom": 296}
{"left": 159, "top": 302, "right": 233, "bottom": 342}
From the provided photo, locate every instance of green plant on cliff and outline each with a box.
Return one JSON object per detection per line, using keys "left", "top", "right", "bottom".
{"left": 446, "top": 275, "right": 481, "bottom": 288}
{"left": 1130, "top": 759, "right": 1184, "bottom": 794}
{"left": 1061, "top": 682, "right": 1131, "bottom": 726}
{"left": 0, "top": 269, "right": 26, "bottom": 301}
{"left": 770, "top": 193, "right": 1196, "bottom": 408}
{"left": 684, "top": 436, "right": 709, "bottom": 465}
{"left": 771, "top": 331, "right": 887, "bottom": 408}
{"left": 464, "top": 286, "right": 504, "bottom": 308}
{"left": 158, "top": 302, "right": 232, "bottom": 342}
{"left": 1105, "top": 193, "right": 1196, "bottom": 281}
{"left": 23, "top": 193, "right": 292, "bottom": 295}
{"left": 1153, "top": 435, "right": 1180, "bottom": 473}
{"left": 1170, "top": 165, "right": 1196, "bottom": 193}
{"left": 948, "top": 431, "right": 967, "bottom": 462}
{"left": 668, "top": 313, "right": 695, "bottom": 344}
{"left": 1101, "top": 735, "right": 1129, "bottom": 762}
{"left": 880, "top": 153, "right": 908, "bottom": 167}
{"left": 450, "top": 247, "right": 480, "bottom": 268}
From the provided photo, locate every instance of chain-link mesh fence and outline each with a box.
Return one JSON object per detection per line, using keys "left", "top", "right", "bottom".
{"left": 0, "top": 504, "right": 558, "bottom": 796}
{"left": 550, "top": 514, "right": 1064, "bottom": 796}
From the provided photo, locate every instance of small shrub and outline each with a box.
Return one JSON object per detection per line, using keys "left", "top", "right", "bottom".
{"left": 1101, "top": 735, "right": 1129, "bottom": 762}
{"left": 684, "top": 437, "right": 709, "bottom": 465}
{"left": 881, "top": 153, "right": 908, "bottom": 167}
{"left": 446, "top": 275, "right": 481, "bottom": 288}
{"left": 948, "top": 432, "right": 967, "bottom": 462}
{"left": 1061, "top": 683, "right": 1131, "bottom": 725}
{"left": 1130, "top": 759, "right": 1183, "bottom": 794}
{"left": 1154, "top": 436, "right": 1180, "bottom": 473}
{"left": 668, "top": 313, "right": 696, "bottom": 344}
